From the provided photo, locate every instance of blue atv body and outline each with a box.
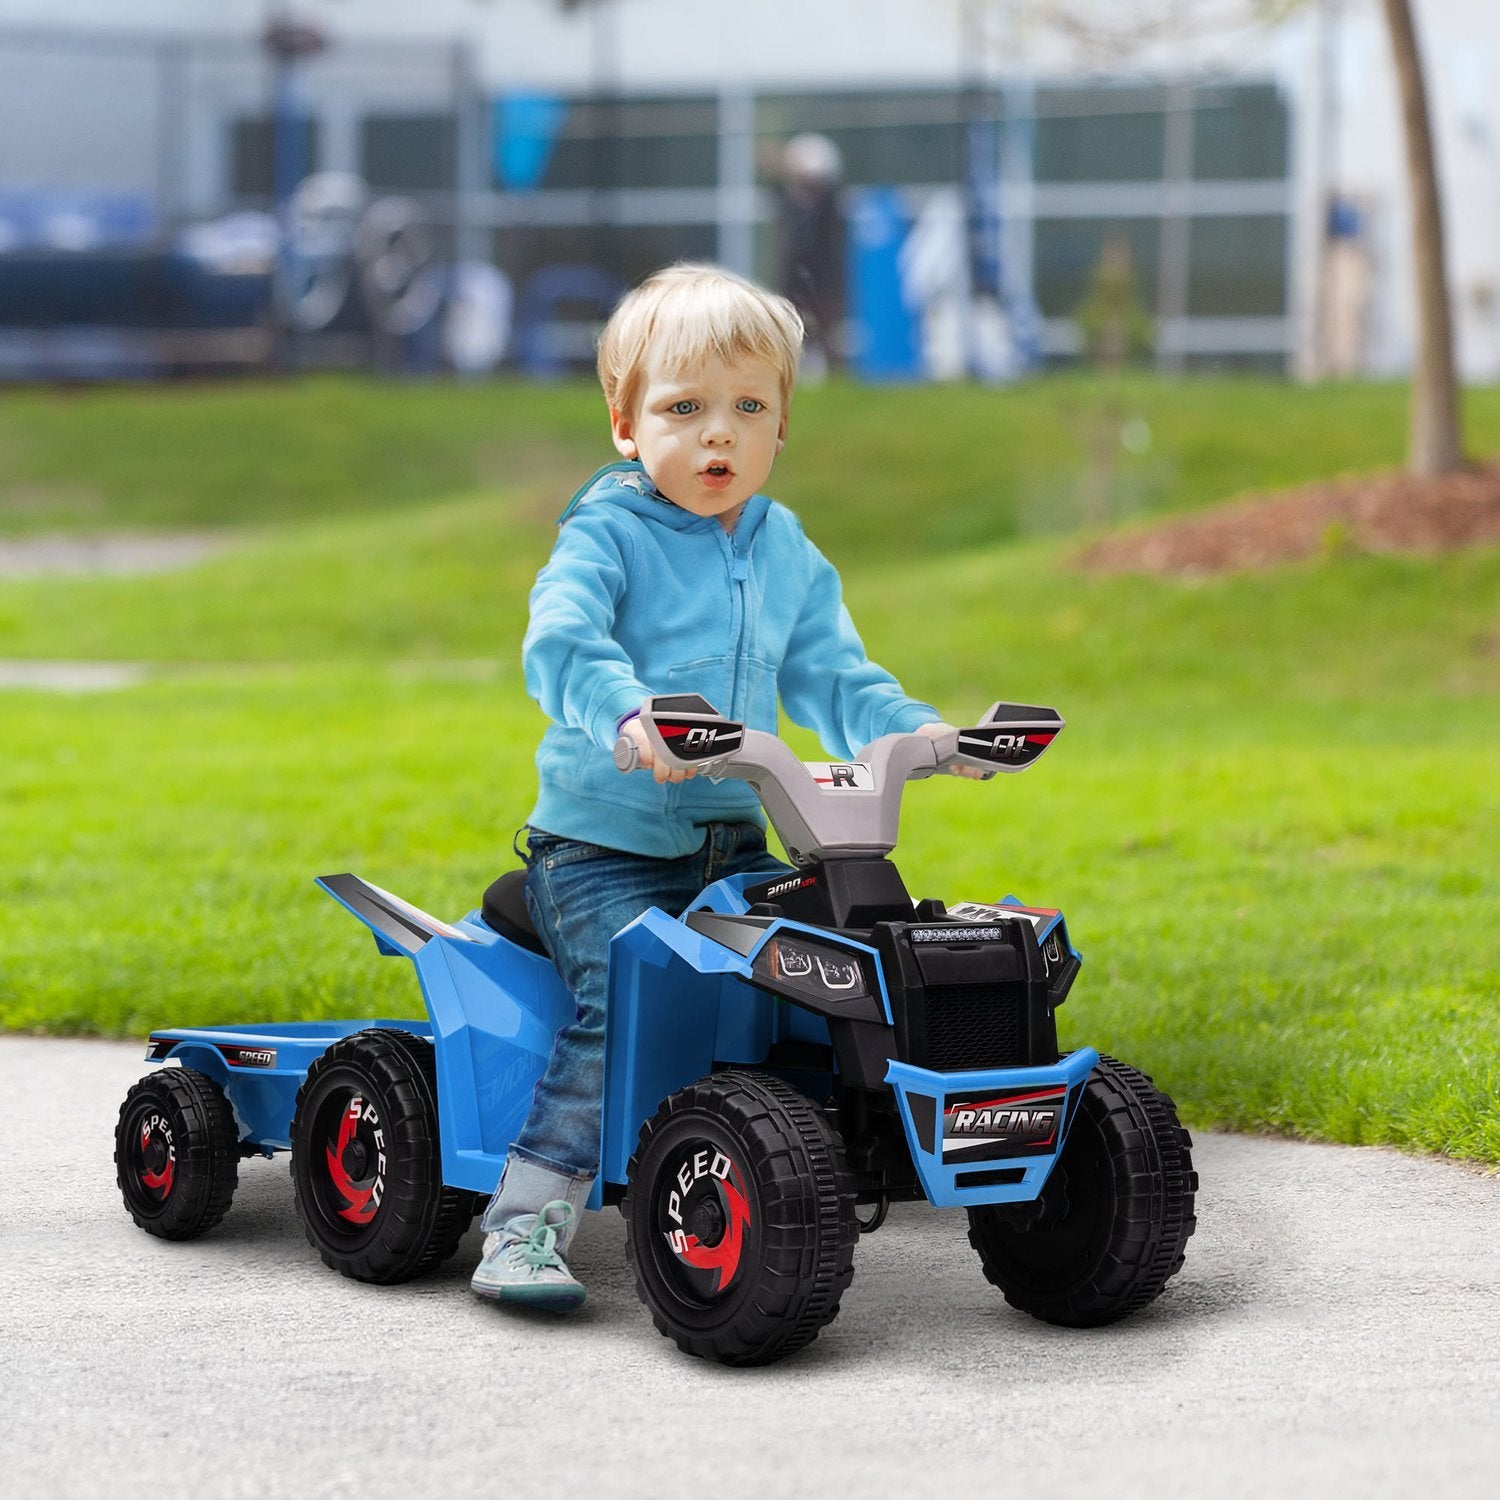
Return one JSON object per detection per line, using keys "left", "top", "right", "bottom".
{"left": 116, "top": 698, "right": 1196, "bottom": 1364}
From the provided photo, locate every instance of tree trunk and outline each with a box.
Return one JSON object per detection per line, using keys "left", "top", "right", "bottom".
{"left": 1381, "top": 0, "right": 1463, "bottom": 475}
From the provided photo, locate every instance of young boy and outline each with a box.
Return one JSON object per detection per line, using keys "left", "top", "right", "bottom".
{"left": 471, "top": 263, "right": 961, "bottom": 1311}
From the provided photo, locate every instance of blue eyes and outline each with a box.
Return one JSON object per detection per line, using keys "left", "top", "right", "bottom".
{"left": 663, "top": 398, "right": 767, "bottom": 416}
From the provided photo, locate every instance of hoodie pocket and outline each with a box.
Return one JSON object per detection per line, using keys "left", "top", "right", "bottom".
{"left": 664, "top": 654, "right": 778, "bottom": 723}
{"left": 664, "top": 655, "right": 734, "bottom": 712}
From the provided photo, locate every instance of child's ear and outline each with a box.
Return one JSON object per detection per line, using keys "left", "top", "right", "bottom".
{"left": 776, "top": 414, "right": 788, "bottom": 454}
{"left": 610, "top": 407, "right": 638, "bottom": 460}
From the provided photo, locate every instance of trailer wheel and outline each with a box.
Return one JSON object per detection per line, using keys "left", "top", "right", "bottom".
{"left": 116, "top": 1068, "right": 239, "bottom": 1241}
{"left": 624, "top": 1069, "right": 857, "bottom": 1366}
{"left": 290, "top": 1028, "right": 470, "bottom": 1284}
{"left": 967, "top": 1055, "right": 1197, "bottom": 1326}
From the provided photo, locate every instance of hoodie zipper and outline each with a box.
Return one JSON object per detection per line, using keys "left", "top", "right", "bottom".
{"left": 667, "top": 526, "right": 748, "bottom": 817}
{"left": 720, "top": 525, "right": 751, "bottom": 717}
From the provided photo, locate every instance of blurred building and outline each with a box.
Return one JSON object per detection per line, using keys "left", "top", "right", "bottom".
{"left": 0, "top": 0, "right": 1495, "bottom": 381}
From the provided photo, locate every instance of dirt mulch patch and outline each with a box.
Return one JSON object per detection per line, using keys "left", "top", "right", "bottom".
{"left": 1074, "top": 461, "right": 1500, "bottom": 577}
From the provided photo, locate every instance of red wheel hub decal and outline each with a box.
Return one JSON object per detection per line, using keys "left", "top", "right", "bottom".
{"left": 325, "top": 1096, "right": 380, "bottom": 1224}
{"left": 138, "top": 1120, "right": 174, "bottom": 1197}
{"left": 666, "top": 1157, "right": 752, "bottom": 1293}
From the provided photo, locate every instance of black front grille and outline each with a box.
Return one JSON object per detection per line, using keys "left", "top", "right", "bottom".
{"left": 917, "top": 982, "right": 1025, "bottom": 1071}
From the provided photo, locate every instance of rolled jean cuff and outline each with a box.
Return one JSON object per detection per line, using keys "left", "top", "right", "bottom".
{"left": 481, "top": 1148, "right": 593, "bottom": 1247}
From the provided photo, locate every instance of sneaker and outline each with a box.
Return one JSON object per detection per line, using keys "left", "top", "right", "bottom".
{"left": 470, "top": 1199, "right": 585, "bottom": 1312}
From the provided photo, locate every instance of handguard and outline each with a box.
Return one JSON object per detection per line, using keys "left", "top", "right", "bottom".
{"left": 951, "top": 703, "right": 1065, "bottom": 775}
{"left": 613, "top": 694, "right": 744, "bottom": 774}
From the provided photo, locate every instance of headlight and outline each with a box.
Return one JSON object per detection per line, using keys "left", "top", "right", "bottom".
{"left": 753, "top": 933, "right": 871, "bottom": 1004}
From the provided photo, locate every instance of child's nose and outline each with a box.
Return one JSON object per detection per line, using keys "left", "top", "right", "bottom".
{"left": 702, "top": 414, "right": 735, "bottom": 445}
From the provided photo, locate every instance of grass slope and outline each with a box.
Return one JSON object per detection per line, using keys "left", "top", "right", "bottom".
{"left": 9, "top": 373, "right": 1500, "bottom": 550}
{"left": 1, "top": 377, "right": 1497, "bottom": 1161}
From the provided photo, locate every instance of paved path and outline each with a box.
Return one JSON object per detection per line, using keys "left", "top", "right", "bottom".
{"left": 0, "top": 661, "right": 147, "bottom": 690}
{"left": 0, "top": 533, "right": 223, "bottom": 578}
{"left": 3, "top": 1036, "right": 1497, "bottom": 1498}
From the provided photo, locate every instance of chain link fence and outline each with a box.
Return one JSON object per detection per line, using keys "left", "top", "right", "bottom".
{"left": 0, "top": 23, "right": 1294, "bottom": 380}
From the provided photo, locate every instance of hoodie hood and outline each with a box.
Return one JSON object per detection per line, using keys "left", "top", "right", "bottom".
{"left": 557, "top": 459, "right": 770, "bottom": 539}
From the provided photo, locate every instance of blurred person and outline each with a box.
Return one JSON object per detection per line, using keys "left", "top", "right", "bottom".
{"left": 777, "top": 133, "right": 848, "bottom": 377}
{"left": 1321, "top": 196, "right": 1374, "bottom": 378}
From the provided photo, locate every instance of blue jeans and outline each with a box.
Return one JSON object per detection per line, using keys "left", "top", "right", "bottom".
{"left": 483, "top": 821, "right": 790, "bottom": 1231}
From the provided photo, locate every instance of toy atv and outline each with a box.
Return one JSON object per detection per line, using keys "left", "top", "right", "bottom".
{"left": 116, "top": 696, "right": 1197, "bottom": 1366}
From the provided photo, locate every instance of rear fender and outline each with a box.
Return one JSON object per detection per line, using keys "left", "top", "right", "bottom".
{"left": 316, "top": 873, "right": 574, "bottom": 1196}
{"left": 316, "top": 873, "right": 475, "bottom": 959}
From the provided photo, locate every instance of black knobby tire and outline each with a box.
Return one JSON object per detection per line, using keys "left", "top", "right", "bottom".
{"left": 624, "top": 1069, "right": 858, "bottom": 1367}
{"left": 116, "top": 1068, "right": 240, "bottom": 1241}
{"left": 289, "top": 1028, "right": 471, "bottom": 1284}
{"left": 967, "top": 1055, "right": 1198, "bottom": 1327}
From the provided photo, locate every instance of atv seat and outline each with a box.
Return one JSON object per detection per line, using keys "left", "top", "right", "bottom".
{"left": 481, "top": 870, "right": 550, "bottom": 957}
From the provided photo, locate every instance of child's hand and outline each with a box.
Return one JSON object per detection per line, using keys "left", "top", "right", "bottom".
{"left": 916, "top": 721, "right": 988, "bottom": 779}
{"left": 622, "top": 715, "right": 699, "bottom": 784}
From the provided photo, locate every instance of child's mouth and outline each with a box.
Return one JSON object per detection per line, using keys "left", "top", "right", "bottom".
{"left": 700, "top": 463, "right": 734, "bottom": 489}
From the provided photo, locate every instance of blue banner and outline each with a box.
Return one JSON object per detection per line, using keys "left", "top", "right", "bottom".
{"left": 492, "top": 93, "right": 569, "bottom": 192}
{"left": 847, "top": 187, "right": 920, "bottom": 381}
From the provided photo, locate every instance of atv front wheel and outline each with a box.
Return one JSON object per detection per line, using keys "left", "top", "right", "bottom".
{"left": 967, "top": 1055, "right": 1197, "bottom": 1326}
{"left": 625, "top": 1069, "right": 857, "bottom": 1366}
{"left": 116, "top": 1068, "right": 239, "bottom": 1240}
{"left": 290, "top": 1028, "right": 471, "bottom": 1284}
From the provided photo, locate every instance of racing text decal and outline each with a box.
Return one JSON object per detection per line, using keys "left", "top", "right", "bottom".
{"left": 941, "top": 1084, "right": 1068, "bottom": 1164}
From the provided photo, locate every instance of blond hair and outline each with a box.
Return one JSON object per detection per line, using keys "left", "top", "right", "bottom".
{"left": 597, "top": 263, "right": 804, "bottom": 419}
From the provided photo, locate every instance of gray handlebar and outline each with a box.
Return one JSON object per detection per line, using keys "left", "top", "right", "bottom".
{"left": 614, "top": 697, "right": 1059, "bottom": 866}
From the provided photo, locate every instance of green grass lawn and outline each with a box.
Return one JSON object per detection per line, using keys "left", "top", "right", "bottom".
{"left": 1, "top": 375, "right": 1497, "bottom": 1162}
{"left": 9, "top": 372, "right": 1500, "bottom": 550}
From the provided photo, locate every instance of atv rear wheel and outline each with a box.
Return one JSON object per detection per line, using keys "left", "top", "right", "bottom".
{"left": 625, "top": 1069, "right": 857, "bottom": 1366}
{"left": 290, "top": 1028, "right": 471, "bottom": 1284}
{"left": 967, "top": 1055, "right": 1197, "bottom": 1326}
{"left": 116, "top": 1068, "right": 239, "bottom": 1241}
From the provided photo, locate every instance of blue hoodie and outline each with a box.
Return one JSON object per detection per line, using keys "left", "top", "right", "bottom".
{"left": 523, "top": 461, "right": 938, "bottom": 857}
